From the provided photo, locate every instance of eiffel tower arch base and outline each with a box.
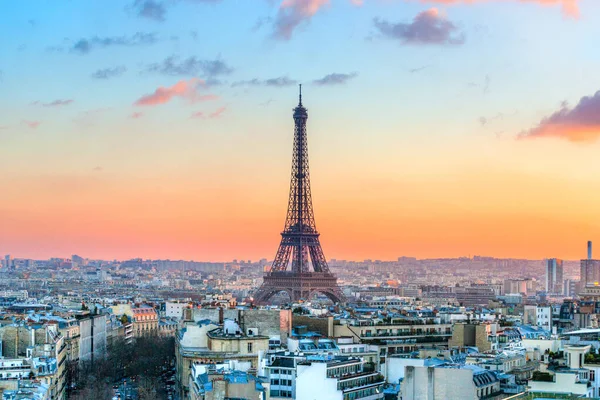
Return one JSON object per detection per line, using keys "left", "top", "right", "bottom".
{"left": 253, "top": 272, "right": 345, "bottom": 305}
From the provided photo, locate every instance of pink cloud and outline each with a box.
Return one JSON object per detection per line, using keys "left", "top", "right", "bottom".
{"left": 209, "top": 106, "right": 226, "bottom": 119}
{"left": 22, "top": 120, "right": 41, "bottom": 129}
{"left": 273, "top": 0, "right": 330, "bottom": 40}
{"left": 190, "top": 106, "right": 227, "bottom": 119}
{"left": 130, "top": 112, "right": 144, "bottom": 119}
{"left": 417, "top": 0, "right": 579, "bottom": 17}
{"left": 519, "top": 90, "right": 600, "bottom": 142}
{"left": 134, "top": 79, "right": 218, "bottom": 106}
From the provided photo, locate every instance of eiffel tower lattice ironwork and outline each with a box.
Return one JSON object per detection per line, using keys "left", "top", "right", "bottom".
{"left": 253, "top": 86, "right": 345, "bottom": 305}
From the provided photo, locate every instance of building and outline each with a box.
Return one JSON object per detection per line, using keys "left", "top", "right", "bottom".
{"left": 448, "top": 322, "right": 499, "bottom": 352}
{"left": 176, "top": 319, "right": 270, "bottom": 398}
{"left": 536, "top": 305, "right": 553, "bottom": 332}
{"left": 166, "top": 301, "right": 188, "bottom": 320}
{"left": 262, "top": 351, "right": 306, "bottom": 399}
{"left": 527, "top": 345, "right": 594, "bottom": 397}
{"left": 295, "top": 355, "right": 384, "bottom": 400}
{"left": 131, "top": 306, "right": 159, "bottom": 337}
{"left": 402, "top": 364, "right": 500, "bottom": 400}
{"left": 335, "top": 319, "right": 452, "bottom": 361}
{"left": 546, "top": 258, "right": 564, "bottom": 295}
{"left": 188, "top": 362, "right": 269, "bottom": 400}
{"left": 581, "top": 242, "right": 600, "bottom": 288}
{"left": 78, "top": 314, "right": 107, "bottom": 363}
{"left": 504, "top": 279, "right": 533, "bottom": 295}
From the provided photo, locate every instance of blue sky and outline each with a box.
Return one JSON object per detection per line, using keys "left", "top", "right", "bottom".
{"left": 2, "top": 0, "right": 600, "bottom": 261}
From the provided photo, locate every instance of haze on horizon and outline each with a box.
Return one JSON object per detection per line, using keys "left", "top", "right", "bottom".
{"left": 2, "top": 0, "right": 600, "bottom": 262}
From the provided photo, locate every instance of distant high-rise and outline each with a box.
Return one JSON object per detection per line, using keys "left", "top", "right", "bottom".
{"left": 3, "top": 255, "right": 12, "bottom": 270}
{"left": 581, "top": 240, "right": 600, "bottom": 287}
{"left": 545, "top": 258, "right": 563, "bottom": 295}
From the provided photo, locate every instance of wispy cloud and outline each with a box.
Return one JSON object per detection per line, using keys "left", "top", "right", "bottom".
{"left": 519, "top": 90, "right": 600, "bottom": 142}
{"left": 22, "top": 120, "right": 41, "bottom": 129}
{"left": 190, "top": 106, "right": 227, "bottom": 119}
{"left": 467, "top": 75, "right": 491, "bottom": 94}
{"left": 91, "top": 66, "right": 127, "bottom": 80}
{"left": 130, "top": 112, "right": 144, "bottom": 119}
{"left": 409, "top": 65, "right": 431, "bottom": 73}
{"left": 31, "top": 99, "right": 74, "bottom": 107}
{"left": 209, "top": 106, "right": 226, "bottom": 119}
{"left": 134, "top": 79, "right": 218, "bottom": 106}
{"left": 272, "top": 0, "right": 330, "bottom": 40}
{"left": 419, "top": 0, "right": 579, "bottom": 18}
{"left": 232, "top": 76, "right": 298, "bottom": 87}
{"left": 146, "top": 56, "right": 233, "bottom": 78}
{"left": 374, "top": 8, "right": 465, "bottom": 46}
{"left": 313, "top": 72, "right": 358, "bottom": 85}
{"left": 71, "top": 32, "right": 157, "bottom": 54}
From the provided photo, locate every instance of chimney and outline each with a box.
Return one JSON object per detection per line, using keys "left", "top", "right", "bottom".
{"left": 218, "top": 307, "right": 224, "bottom": 325}
{"left": 589, "top": 241, "right": 593, "bottom": 260}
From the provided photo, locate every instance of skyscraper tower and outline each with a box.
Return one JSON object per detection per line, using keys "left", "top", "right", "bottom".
{"left": 253, "top": 86, "right": 345, "bottom": 304}
{"left": 546, "top": 258, "right": 564, "bottom": 295}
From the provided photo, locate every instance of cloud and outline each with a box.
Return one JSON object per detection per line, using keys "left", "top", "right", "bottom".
{"left": 130, "top": 112, "right": 144, "bottom": 119}
{"left": 22, "top": 120, "right": 41, "bottom": 129}
{"left": 409, "top": 65, "right": 431, "bottom": 73}
{"left": 374, "top": 8, "right": 465, "bottom": 45}
{"left": 71, "top": 32, "right": 157, "bottom": 54}
{"left": 419, "top": 0, "right": 579, "bottom": 18}
{"left": 272, "top": 0, "right": 330, "bottom": 40}
{"left": 31, "top": 99, "right": 74, "bottom": 107}
{"left": 190, "top": 106, "right": 227, "bottom": 119}
{"left": 467, "top": 74, "right": 491, "bottom": 94}
{"left": 134, "top": 0, "right": 167, "bottom": 21}
{"left": 93, "top": 166, "right": 104, "bottom": 172}
{"left": 209, "top": 106, "right": 226, "bottom": 118}
{"left": 91, "top": 66, "right": 127, "bottom": 79}
{"left": 134, "top": 79, "right": 218, "bottom": 106}
{"left": 313, "top": 72, "right": 358, "bottom": 85}
{"left": 147, "top": 56, "right": 233, "bottom": 78}
{"left": 73, "top": 108, "right": 111, "bottom": 128}
{"left": 519, "top": 90, "right": 600, "bottom": 142}
{"left": 232, "top": 76, "right": 298, "bottom": 87}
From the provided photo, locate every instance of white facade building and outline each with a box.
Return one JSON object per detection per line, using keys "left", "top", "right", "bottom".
{"left": 536, "top": 306, "right": 552, "bottom": 332}
{"left": 166, "top": 301, "right": 188, "bottom": 320}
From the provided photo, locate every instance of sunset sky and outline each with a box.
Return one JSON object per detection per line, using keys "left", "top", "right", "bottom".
{"left": 2, "top": 0, "right": 600, "bottom": 261}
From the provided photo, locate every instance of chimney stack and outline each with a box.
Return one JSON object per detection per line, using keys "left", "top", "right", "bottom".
{"left": 588, "top": 241, "right": 593, "bottom": 260}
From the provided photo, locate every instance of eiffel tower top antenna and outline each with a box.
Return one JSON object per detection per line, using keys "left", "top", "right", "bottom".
{"left": 299, "top": 84, "right": 302, "bottom": 106}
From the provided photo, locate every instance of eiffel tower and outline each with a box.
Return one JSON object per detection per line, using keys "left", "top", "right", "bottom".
{"left": 253, "top": 86, "right": 345, "bottom": 305}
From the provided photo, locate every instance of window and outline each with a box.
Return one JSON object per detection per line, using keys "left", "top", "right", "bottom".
{"left": 247, "top": 342, "right": 253, "bottom": 353}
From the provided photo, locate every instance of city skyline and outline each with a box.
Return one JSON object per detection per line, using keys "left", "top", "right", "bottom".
{"left": 3, "top": 0, "right": 600, "bottom": 261}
